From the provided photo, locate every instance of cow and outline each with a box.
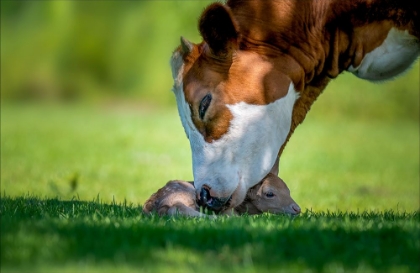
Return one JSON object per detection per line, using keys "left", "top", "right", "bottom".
{"left": 142, "top": 174, "right": 301, "bottom": 217}
{"left": 170, "top": 0, "right": 419, "bottom": 212}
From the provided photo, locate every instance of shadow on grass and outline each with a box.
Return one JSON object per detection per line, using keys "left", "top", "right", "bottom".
{"left": 1, "top": 196, "right": 419, "bottom": 272}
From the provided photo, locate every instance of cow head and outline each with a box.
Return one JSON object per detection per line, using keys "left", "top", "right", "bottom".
{"left": 170, "top": 3, "right": 298, "bottom": 211}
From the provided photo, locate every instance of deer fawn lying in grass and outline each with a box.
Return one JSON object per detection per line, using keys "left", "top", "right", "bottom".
{"left": 143, "top": 173, "right": 301, "bottom": 217}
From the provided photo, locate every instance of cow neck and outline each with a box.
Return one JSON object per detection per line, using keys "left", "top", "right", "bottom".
{"left": 229, "top": 0, "right": 418, "bottom": 156}
{"left": 237, "top": 41, "right": 331, "bottom": 156}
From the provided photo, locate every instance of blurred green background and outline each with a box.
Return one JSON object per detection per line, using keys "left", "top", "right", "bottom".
{"left": 1, "top": 1, "right": 213, "bottom": 104}
{"left": 1, "top": 1, "right": 419, "bottom": 212}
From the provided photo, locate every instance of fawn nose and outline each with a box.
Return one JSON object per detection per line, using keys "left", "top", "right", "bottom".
{"left": 290, "top": 203, "right": 301, "bottom": 215}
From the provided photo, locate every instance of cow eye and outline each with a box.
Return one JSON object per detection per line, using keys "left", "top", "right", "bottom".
{"left": 265, "top": 192, "right": 275, "bottom": 198}
{"left": 199, "top": 94, "right": 212, "bottom": 120}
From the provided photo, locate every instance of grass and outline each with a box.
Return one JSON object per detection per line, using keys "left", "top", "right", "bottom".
{"left": 0, "top": 102, "right": 194, "bottom": 204}
{"left": 1, "top": 196, "right": 419, "bottom": 273}
{"left": 1, "top": 68, "right": 419, "bottom": 272}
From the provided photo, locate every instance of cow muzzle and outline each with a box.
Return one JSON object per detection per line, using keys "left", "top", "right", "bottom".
{"left": 198, "top": 187, "right": 231, "bottom": 212}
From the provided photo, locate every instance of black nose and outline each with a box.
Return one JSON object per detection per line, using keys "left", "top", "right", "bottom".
{"left": 199, "top": 187, "right": 231, "bottom": 212}
{"left": 200, "top": 187, "right": 210, "bottom": 204}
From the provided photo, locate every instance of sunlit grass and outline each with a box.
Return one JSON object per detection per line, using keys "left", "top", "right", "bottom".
{"left": 1, "top": 195, "right": 419, "bottom": 273}
{"left": 0, "top": 103, "right": 192, "bottom": 204}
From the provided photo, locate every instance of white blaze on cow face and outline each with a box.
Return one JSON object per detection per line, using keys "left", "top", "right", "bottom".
{"left": 171, "top": 51, "right": 298, "bottom": 208}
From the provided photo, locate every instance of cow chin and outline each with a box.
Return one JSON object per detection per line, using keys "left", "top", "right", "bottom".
{"left": 193, "top": 152, "right": 276, "bottom": 210}
{"left": 225, "top": 180, "right": 248, "bottom": 210}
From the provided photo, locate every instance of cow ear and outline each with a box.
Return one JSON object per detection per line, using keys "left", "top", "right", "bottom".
{"left": 199, "top": 3, "right": 239, "bottom": 56}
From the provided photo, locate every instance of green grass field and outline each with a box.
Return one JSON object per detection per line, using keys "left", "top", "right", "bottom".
{"left": 1, "top": 197, "right": 418, "bottom": 273}
{"left": 1, "top": 69, "right": 419, "bottom": 272}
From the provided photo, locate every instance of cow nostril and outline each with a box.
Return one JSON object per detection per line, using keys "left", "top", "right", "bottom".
{"left": 198, "top": 187, "right": 231, "bottom": 212}
{"left": 200, "top": 187, "right": 210, "bottom": 204}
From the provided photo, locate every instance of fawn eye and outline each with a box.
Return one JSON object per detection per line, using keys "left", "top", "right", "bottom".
{"left": 199, "top": 94, "right": 212, "bottom": 120}
{"left": 265, "top": 192, "right": 275, "bottom": 198}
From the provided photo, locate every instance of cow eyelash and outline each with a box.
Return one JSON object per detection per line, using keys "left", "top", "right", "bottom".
{"left": 199, "top": 94, "right": 212, "bottom": 120}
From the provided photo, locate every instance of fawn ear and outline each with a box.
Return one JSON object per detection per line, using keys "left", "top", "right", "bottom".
{"left": 199, "top": 3, "right": 239, "bottom": 56}
{"left": 180, "top": 36, "right": 194, "bottom": 55}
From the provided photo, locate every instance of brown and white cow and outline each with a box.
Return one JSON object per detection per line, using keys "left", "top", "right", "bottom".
{"left": 170, "top": 0, "right": 419, "bottom": 211}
